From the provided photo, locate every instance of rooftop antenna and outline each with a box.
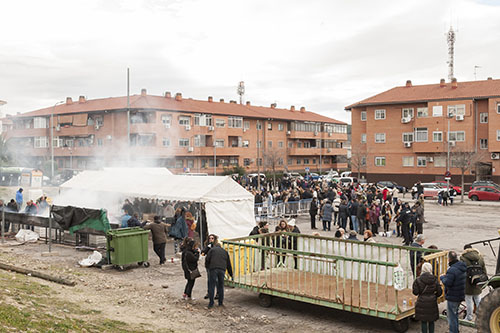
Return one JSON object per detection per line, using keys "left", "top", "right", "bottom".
{"left": 446, "top": 26, "right": 456, "bottom": 82}
{"left": 237, "top": 81, "right": 245, "bottom": 105}
{"left": 474, "top": 65, "right": 481, "bottom": 80}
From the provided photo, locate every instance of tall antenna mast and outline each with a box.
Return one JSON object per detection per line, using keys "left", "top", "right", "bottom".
{"left": 474, "top": 65, "right": 481, "bottom": 80}
{"left": 447, "top": 26, "right": 456, "bottom": 81}
{"left": 237, "top": 81, "right": 245, "bottom": 105}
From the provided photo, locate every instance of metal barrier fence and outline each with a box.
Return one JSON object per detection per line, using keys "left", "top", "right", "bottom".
{"left": 223, "top": 232, "right": 447, "bottom": 321}
{"left": 255, "top": 199, "right": 312, "bottom": 221}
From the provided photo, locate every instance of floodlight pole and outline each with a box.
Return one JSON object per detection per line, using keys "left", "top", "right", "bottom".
{"left": 51, "top": 101, "right": 64, "bottom": 180}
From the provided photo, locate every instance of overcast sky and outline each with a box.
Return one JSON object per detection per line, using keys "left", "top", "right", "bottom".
{"left": 1, "top": 0, "right": 499, "bottom": 123}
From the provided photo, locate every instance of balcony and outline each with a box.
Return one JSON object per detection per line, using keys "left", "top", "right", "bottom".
{"left": 130, "top": 123, "right": 158, "bottom": 134}
{"left": 288, "top": 147, "right": 346, "bottom": 156}
{"left": 7, "top": 127, "right": 48, "bottom": 138}
{"left": 56, "top": 125, "right": 94, "bottom": 136}
{"left": 288, "top": 130, "right": 347, "bottom": 140}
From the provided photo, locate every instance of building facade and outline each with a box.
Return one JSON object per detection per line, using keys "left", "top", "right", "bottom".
{"left": 347, "top": 78, "right": 500, "bottom": 186}
{"left": 4, "top": 89, "right": 348, "bottom": 175}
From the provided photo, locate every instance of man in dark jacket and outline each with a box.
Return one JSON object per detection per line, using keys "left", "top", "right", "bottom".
{"left": 397, "top": 203, "right": 413, "bottom": 246}
{"left": 440, "top": 251, "right": 467, "bottom": 333}
{"left": 144, "top": 216, "right": 169, "bottom": 264}
{"left": 309, "top": 196, "right": 318, "bottom": 229}
{"left": 127, "top": 213, "right": 147, "bottom": 228}
{"left": 356, "top": 200, "right": 367, "bottom": 234}
{"left": 410, "top": 234, "right": 425, "bottom": 277}
{"left": 461, "top": 245, "right": 487, "bottom": 322}
{"left": 206, "top": 243, "right": 233, "bottom": 308}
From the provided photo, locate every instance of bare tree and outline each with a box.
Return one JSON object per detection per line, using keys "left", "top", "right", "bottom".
{"left": 263, "top": 148, "right": 284, "bottom": 188}
{"left": 450, "top": 147, "right": 487, "bottom": 202}
{"left": 350, "top": 145, "right": 369, "bottom": 179}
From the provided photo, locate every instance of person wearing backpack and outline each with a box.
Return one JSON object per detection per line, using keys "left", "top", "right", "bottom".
{"left": 460, "top": 244, "right": 487, "bottom": 322}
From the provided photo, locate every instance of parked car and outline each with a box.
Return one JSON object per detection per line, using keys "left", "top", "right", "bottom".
{"left": 247, "top": 173, "right": 266, "bottom": 182}
{"left": 305, "top": 172, "right": 320, "bottom": 181}
{"left": 340, "top": 171, "right": 352, "bottom": 177}
{"left": 470, "top": 180, "right": 500, "bottom": 190}
{"left": 284, "top": 172, "right": 304, "bottom": 180}
{"left": 431, "top": 180, "right": 462, "bottom": 194}
{"left": 376, "top": 181, "right": 405, "bottom": 192}
{"left": 421, "top": 183, "right": 442, "bottom": 199}
{"left": 468, "top": 186, "right": 500, "bottom": 201}
{"left": 333, "top": 176, "right": 358, "bottom": 186}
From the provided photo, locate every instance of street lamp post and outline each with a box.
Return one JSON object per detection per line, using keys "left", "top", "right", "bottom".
{"left": 51, "top": 101, "right": 64, "bottom": 181}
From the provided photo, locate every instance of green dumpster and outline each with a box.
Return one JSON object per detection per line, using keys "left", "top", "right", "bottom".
{"left": 106, "top": 227, "right": 150, "bottom": 269}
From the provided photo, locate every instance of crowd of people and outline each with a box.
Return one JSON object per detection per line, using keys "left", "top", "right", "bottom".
{"left": 0, "top": 188, "right": 50, "bottom": 233}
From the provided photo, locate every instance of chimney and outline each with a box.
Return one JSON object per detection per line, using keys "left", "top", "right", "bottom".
{"left": 487, "top": 77, "right": 493, "bottom": 80}
{"left": 406, "top": 80, "right": 412, "bottom": 87}
{"left": 208, "top": 96, "right": 213, "bottom": 102}
{"left": 141, "top": 88, "right": 147, "bottom": 96}
{"left": 440, "top": 78, "right": 446, "bottom": 87}
{"left": 290, "top": 106, "right": 295, "bottom": 111}
{"left": 271, "top": 103, "right": 276, "bottom": 109}
{"left": 165, "top": 91, "right": 171, "bottom": 98}
{"left": 230, "top": 100, "right": 237, "bottom": 104}
{"left": 219, "top": 98, "right": 224, "bottom": 103}
{"left": 451, "top": 78, "right": 458, "bottom": 89}
{"left": 78, "top": 95, "right": 86, "bottom": 103}
{"left": 300, "top": 107, "right": 306, "bottom": 113}
{"left": 66, "top": 97, "right": 73, "bottom": 105}
{"left": 246, "top": 101, "right": 250, "bottom": 106}
{"left": 175, "top": 93, "right": 182, "bottom": 101}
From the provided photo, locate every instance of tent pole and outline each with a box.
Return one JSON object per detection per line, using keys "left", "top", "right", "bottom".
{"left": 1, "top": 202, "right": 5, "bottom": 244}
{"left": 48, "top": 206, "right": 52, "bottom": 253}
{"left": 199, "top": 201, "right": 203, "bottom": 247}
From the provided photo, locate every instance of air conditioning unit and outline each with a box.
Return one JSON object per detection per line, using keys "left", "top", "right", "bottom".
{"left": 314, "top": 131, "right": 318, "bottom": 136}
{"left": 185, "top": 125, "right": 191, "bottom": 131}
{"left": 401, "top": 117, "right": 411, "bottom": 124}
{"left": 427, "top": 157, "right": 434, "bottom": 163}
{"left": 327, "top": 148, "right": 332, "bottom": 153}
{"left": 56, "top": 125, "right": 61, "bottom": 131}
{"left": 491, "top": 152, "right": 500, "bottom": 160}
{"left": 208, "top": 126, "right": 214, "bottom": 131}
{"left": 404, "top": 142, "right": 412, "bottom": 148}
{"left": 94, "top": 124, "right": 100, "bottom": 130}
{"left": 287, "top": 131, "right": 291, "bottom": 135}
{"left": 164, "top": 124, "right": 171, "bottom": 129}
{"left": 456, "top": 115, "right": 464, "bottom": 121}
{"left": 243, "top": 128, "right": 247, "bottom": 132}
{"left": 449, "top": 141, "right": 456, "bottom": 147}
{"left": 188, "top": 146, "right": 194, "bottom": 152}
{"left": 328, "top": 132, "right": 332, "bottom": 137}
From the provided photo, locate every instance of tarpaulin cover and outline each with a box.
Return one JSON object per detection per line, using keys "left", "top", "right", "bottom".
{"left": 51, "top": 205, "right": 110, "bottom": 234}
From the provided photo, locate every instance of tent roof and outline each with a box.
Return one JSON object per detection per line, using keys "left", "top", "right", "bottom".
{"left": 60, "top": 170, "right": 252, "bottom": 202}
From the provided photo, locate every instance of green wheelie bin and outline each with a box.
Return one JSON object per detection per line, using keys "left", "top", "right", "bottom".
{"left": 106, "top": 227, "right": 150, "bottom": 270}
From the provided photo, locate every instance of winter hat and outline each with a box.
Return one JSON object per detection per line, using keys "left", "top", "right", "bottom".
{"left": 288, "top": 218, "right": 296, "bottom": 226}
{"left": 421, "top": 262, "right": 433, "bottom": 274}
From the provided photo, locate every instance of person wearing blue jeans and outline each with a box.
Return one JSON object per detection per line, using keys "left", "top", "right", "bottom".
{"left": 440, "top": 251, "right": 467, "bottom": 333}
{"left": 205, "top": 243, "right": 233, "bottom": 308}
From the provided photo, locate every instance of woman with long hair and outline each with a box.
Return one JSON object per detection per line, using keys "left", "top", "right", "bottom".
{"left": 181, "top": 237, "right": 200, "bottom": 301}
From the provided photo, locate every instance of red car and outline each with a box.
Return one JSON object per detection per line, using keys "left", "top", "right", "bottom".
{"left": 468, "top": 186, "right": 500, "bottom": 201}
{"left": 431, "top": 181, "right": 462, "bottom": 194}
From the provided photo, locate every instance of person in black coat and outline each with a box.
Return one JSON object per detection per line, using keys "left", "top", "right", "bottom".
{"left": 287, "top": 219, "right": 301, "bottom": 269}
{"left": 440, "top": 251, "right": 467, "bottom": 333}
{"left": 181, "top": 238, "right": 200, "bottom": 301}
{"left": 338, "top": 200, "right": 349, "bottom": 230}
{"left": 413, "top": 262, "right": 442, "bottom": 333}
{"left": 309, "top": 196, "right": 319, "bottom": 229}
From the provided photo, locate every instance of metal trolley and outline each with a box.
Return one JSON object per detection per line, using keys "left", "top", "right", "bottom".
{"left": 222, "top": 233, "right": 448, "bottom": 333}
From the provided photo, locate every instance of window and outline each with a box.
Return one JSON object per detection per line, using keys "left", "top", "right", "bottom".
{"left": 432, "top": 105, "right": 443, "bottom": 117}
{"left": 257, "top": 140, "right": 262, "bottom": 148}
{"left": 361, "top": 156, "right": 366, "bottom": 167}
{"left": 375, "top": 133, "right": 386, "bottom": 143}
{"left": 278, "top": 141, "right": 284, "bottom": 148}
{"left": 243, "top": 121, "right": 250, "bottom": 130}
{"left": 288, "top": 141, "right": 293, "bottom": 148}
{"left": 187, "top": 160, "right": 194, "bottom": 168}
{"left": 497, "top": 104, "right": 500, "bottom": 114}
{"left": 360, "top": 111, "right": 367, "bottom": 121}
{"left": 415, "top": 127, "right": 428, "bottom": 142}
{"left": 267, "top": 123, "right": 272, "bottom": 130}
{"left": 417, "top": 156, "right": 427, "bottom": 167}
{"left": 402, "top": 132, "right": 414, "bottom": 142}
{"left": 268, "top": 141, "right": 272, "bottom": 148}
{"left": 417, "top": 107, "right": 428, "bottom": 118}
{"left": 402, "top": 108, "right": 414, "bottom": 119}
{"left": 244, "top": 158, "right": 251, "bottom": 166}
{"left": 297, "top": 142, "right": 302, "bottom": 148}
{"left": 278, "top": 123, "right": 284, "bottom": 131}
{"left": 303, "top": 141, "right": 311, "bottom": 148}
{"left": 448, "top": 131, "right": 465, "bottom": 142}
{"left": 97, "top": 138, "right": 103, "bottom": 146}
{"left": 256, "top": 122, "right": 262, "bottom": 130}
{"left": 161, "top": 115, "right": 172, "bottom": 128}
{"left": 434, "top": 156, "right": 446, "bottom": 167}
{"left": 480, "top": 113, "right": 488, "bottom": 123}
{"left": 303, "top": 158, "right": 309, "bottom": 164}
{"left": 242, "top": 140, "right": 249, "bottom": 148}
{"left": 34, "top": 136, "right": 48, "bottom": 148}
{"left": 292, "top": 121, "right": 321, "bottom": 132}
{"left": 179, "top": 116, "right": 190, "bottom": 126}
{"left": 95, "top": 116, "right": 104, "bottom": 126}
{"left": 162, "top": 137, "right": 170, "bottom": 147}
{"left": 375, "top": 109, "right": 386, "bottom": 120}
{"left": 296, "top": 159, "right": 301, "bottom": 165}
{"left": 433, "top": 131, "right": 443, "bottom": 142}
{"left": 215, "top": 139, "right": 225, "bottom": 147}
{"left": 194, "top": 135, "right": 206, "bottom": 147}
{"left": 34, "top": 117, "right": 48, "bottom": 129}
{"left": 287, "top": 159, "right": 293, "bottom": 165}
{"left": 402, "top": 156, "right": 414, "bottom": 167}
{"left": 178, "top": 138, "right": 189, "bottom": 147}
{"left": 497, "top": 130, "right": 500, "bottom": 141}
{"left": 228, "top": 116, "right": 243, "bottom": 128}
{"left": 448, "top": 104, "right": 466, "bottom": 116}
{"left": 52, "top": 137, "right": 63, "bottom": 148}
{"left": 216, "top": 119, "right": 225, "bottom": 128}
{"left": 312, "top": 158, "right": 316, "bottom": 164}
{"left": 375, "top": 157, "right": 386, "bottom": 167}
{"left": 480, "top": 139, "right": 488, "bottom": 149}
{"left": 361, "top": 134, "right": 366, "bottom": 143}
{"left": 175, "top": 160, "right": 183, "bottom": 168}
{"left": 278, "top": 158, "right": 284, "bottom": 166}
{"left": 194, "top": 114, "right": 212, "bottom": 126}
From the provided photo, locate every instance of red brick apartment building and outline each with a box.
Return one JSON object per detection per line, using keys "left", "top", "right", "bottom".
{"left": 346, "top": 78, "right": 500, "bottom": 186}
{"left": 3, "top": 89, "right": 347, "bottom": 175}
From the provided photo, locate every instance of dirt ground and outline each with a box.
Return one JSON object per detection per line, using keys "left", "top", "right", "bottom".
{"left": 0, "top": 194, "right": 498, "bottom": 332}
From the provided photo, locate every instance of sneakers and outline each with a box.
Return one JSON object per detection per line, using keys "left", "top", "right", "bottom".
{"left": 204, "top": 293, "right": 209, "bottom": 299}
{"left": 188, "top": 297, "right": 196, "bottom": 301}
{"left": 182, "top": 294, "right": 188, "bottom": 300}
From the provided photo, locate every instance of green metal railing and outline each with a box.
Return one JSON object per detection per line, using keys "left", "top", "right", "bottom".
{"left": 223, "top": 232, "right": 447, "bottom": 321}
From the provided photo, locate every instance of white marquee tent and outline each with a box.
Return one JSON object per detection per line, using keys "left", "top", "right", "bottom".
{"left": 59, "top": 168, "right": 255, "bottom": 240}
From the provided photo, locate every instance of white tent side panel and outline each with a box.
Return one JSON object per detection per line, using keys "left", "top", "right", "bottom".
{"left": 205, "top": 199, "right": 255, "bottom": 240}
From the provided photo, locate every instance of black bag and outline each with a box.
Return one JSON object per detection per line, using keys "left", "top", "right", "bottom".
{"left": 189, "top": 268, "right": 201, "bottom": 280}
{"left": 467, "top": 260, "right": 488, "bottom": 285}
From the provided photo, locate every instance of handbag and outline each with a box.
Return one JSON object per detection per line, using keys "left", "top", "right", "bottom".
{"left": 189, "top": 268, "right": 201, "bottom": 280}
